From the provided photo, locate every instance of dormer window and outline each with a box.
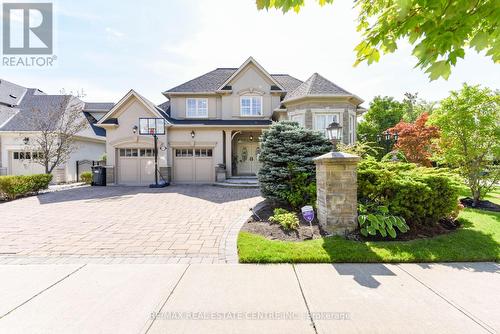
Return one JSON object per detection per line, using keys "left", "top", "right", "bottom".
{"left": 186, "top": 98, "right": 208, "bottom": 118}
{"left": 240, "top": 95, "right": 262, "bottom": 116}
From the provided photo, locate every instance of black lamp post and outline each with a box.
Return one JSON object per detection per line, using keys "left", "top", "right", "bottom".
{"left": 326, "top": 122, "right": 342, "bottom": 152}
{"left": 377, "top": 131, "right": 398, "bottom": 154}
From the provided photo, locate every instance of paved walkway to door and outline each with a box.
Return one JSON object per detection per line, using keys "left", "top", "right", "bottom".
{"left": 0, "top": 185, "right": 262, "bottom": 264}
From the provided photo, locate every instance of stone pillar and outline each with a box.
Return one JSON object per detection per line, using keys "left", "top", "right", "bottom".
{"left": 313, "top": 151, "right": 361, "bottom": 235}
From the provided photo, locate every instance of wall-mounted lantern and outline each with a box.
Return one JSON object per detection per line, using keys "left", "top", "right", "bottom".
{"left": 191, "top": 130, "right": 195, "bottom": 139}
{"left": 23, "top": 137, "right": 30, "bottom": 145}
{"left": 132, "top": 125, "right": 138, "bottom": 134}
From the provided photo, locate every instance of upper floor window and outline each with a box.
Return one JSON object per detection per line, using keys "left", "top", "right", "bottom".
{"left": 313, "top": 113, "right": 341, "bottom": 136}
{"left": 240, "top": 96, "right": 262, "bottom": 116}
{"left": 186, "top": 98, "right": 208, "bottom": 118}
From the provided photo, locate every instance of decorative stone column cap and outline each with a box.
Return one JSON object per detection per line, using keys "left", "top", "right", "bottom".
{"left": 313, "top": 151, "right": 361, "bottom": 164}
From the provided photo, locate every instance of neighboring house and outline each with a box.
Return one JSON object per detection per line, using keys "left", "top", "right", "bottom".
{"left": 0, "top": 79, "right": 112, "bottom": 182}
{"left": 97, "top": 57, "right": 366, "bottom": 185}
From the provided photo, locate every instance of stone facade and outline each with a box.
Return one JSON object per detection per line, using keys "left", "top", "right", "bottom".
{"left": 314, "top": 152, "right": 361, "bottom": 235}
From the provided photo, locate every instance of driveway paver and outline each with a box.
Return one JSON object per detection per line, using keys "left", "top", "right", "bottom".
{"left": 0, "top": 185, "right": 262, "bottom": 264}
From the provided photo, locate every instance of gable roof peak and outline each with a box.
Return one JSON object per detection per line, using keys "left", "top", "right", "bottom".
{"left": 216, "top": 57, "right": 284, "bottom": 91}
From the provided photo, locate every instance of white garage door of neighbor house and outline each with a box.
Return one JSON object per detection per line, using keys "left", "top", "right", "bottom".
{"left": 10, "top": 151, "right": 45, "bottom": 176}
{"left": 118, "top": 148, "right": 155, "bottom": 185}
{"left": 174, "top": 148, "right": 214, "bottom": 183}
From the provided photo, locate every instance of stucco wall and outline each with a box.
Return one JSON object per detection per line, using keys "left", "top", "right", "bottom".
{"left": 167, "top": 128, "right": 224, "bottom": 166}
{"left": 0, "top": 132, "right": 105, "bottom": 182}
{"left": 168, "top": 64, "right": 281, "bottom": 121}
{"left": 104, "top": 99, "right": 168, "bottom": 176}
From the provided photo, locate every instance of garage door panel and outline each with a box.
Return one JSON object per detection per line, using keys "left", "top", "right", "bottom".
{"left": 174, "top": 158, "right": 194, "bottom": 182}
{"left": 118, "top": 148, "right": 155, "bottom": 185}
{"left": 140, "top": 159, "right": 155, "bottom": 184}
{"left": 173, "top": 148, "right": 213, "bottom": 183}
{"left": 119, "top": 159, "right": 139, "bottom": 184}
{"left": 10, "top": 151, "right": 46, "bottom": 176}
{"left": 195, "top": 158, "right": 213, "bottom": 182}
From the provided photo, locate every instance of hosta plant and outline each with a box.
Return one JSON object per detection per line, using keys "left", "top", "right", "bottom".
{"left": 358, "top": 205, "right": 409, "bottom": 238}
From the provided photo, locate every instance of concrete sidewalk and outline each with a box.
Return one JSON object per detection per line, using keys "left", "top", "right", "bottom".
{"left": 0, "top": 263, "right": 498, "bottom": 333}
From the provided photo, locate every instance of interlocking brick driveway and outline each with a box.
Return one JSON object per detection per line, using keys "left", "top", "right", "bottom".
{"left": 0, "top": 185, "right": 262, "bottom": 264}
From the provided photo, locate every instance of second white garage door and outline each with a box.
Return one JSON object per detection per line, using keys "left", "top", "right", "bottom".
{"left": 173, "top": 148, "right": 214, "bottom": 183}
{"left": 118, "top": 148, "right": 155, "bottom": 185}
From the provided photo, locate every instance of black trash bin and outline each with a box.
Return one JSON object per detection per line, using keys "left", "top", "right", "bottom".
{"left": 91, "top": 166, "right": 106, "bottom": 186}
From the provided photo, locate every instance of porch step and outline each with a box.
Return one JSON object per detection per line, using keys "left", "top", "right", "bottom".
{"left": 213, "top": 177, "right": 259, "bottom": 188}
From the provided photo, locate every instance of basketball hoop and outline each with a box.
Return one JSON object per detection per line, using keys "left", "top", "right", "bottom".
{"left": 139, "top": 117, "right": 165, "bottom": 136}
{"left": 137, "top": 117, "right": 168, "bottom": 188}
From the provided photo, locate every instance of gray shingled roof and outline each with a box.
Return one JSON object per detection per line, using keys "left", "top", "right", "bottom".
{"left": 83, "top": 102, "right": 114, "bottom": 111}
{"left": 0, "top": 78, "right": 28, "bottom": 107}
{"left": 157, "top": 101, "right": 170, "bottom": 115}
{"left": 283, "top": 73, "right": 354, "bottom": 102}
{"left": 165, "top": 68, "right": 303, "bottom": 95}
{"left": 0, "top": 90, "right": 72, "bottom": 131}
{"left": 166, "top": 68, "right": 237, "bottom": 93}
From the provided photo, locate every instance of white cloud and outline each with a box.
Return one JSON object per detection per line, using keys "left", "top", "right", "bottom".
{"left": 105, "top": 27, "right": 125, "bottom": 40}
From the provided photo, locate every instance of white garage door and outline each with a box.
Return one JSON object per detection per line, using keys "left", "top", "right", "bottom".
{"left": 10, "top": 151, "right": 46, "bottom": 176}
{"left": 173, "top": 148, "right": 214, "bottom": 183}
{"left": 118, "top": 148, "right": 155, "bottom": 185}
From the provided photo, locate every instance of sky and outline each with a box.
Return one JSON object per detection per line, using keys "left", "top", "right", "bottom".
{"left": 2, "top": 0, "right": 499, "bottom": 106}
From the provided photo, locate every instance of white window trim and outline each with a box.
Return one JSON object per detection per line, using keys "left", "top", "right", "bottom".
{"left": 312, "top": 111, "right": 343, "bottom": 132}
{"left": 240, "top": 95, "right": 263, "bottom": 117}
{"left": 349, "top": 112, "right": 356, "bottom": 144}
{"left": 186, "top": 98, "right": 208, "bottom": 118}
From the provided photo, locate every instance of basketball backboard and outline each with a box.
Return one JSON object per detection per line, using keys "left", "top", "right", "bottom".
{"left": 139, "top": 118, "right": 165, "bottom": 135}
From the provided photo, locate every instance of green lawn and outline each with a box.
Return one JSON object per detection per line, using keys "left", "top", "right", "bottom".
{"left": 238, "top": 208, "right": 500, "bottom": 263}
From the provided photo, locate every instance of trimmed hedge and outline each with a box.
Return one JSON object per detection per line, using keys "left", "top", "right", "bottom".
{"left": 80, "top": 171, "right": 92, "bottom": 185}
{"left": 357, "top": 159, "right": 460, "bottom": 226}
{"left": 0, "top": 174, "right": 53, "bottom": 201}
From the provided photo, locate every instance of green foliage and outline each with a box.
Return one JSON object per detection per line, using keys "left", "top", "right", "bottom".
{"left": 430, "top": 84, "right": 500, "bottom": 204}
{"left": 357, "top": 96, "right": 405, "bottom": 155}
{"left": 258, "top": 121, "right": 331, "bottom": 204}
{"left": 337, "top": 141, "right": 379, "bottom": 159}
{"left": 278, "top": 166, "right": 316, "bottom": 209}
{"left": 357, "top": 159, "right": 460, "bottom": 226}
{"left": 0, "top": 174, "right": 53, "bottom": 200}
{"left": 256, "top": 0, "right": 500, "bottom": 80}
{"left": 381, "top": 150, "right": 408, "bottom": 163}
{"left": 358, "top": 204, "right": 409, "bottom": 238}
{"left": 269, "top": 208, "right": 300, "bottom": 231}
{"left": 80, "top": 171, "right": 93, "bottom": 185}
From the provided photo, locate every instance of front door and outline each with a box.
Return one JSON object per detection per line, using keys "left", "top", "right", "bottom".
{"left": 236, "top": 143, "right": 260, "bottom": 175}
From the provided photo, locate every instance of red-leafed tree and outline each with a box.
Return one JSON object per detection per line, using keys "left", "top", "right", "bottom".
{"left": 387, "top": 113, "right": 440, "bottom": 166}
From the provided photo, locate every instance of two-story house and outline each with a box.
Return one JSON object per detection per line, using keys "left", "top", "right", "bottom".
{"left": 96, "top": 57, "right": 365, "bottom": 185}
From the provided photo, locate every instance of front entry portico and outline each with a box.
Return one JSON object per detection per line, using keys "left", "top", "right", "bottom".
{"left": 231, "top": 131, "right": 262, "bottom": 176}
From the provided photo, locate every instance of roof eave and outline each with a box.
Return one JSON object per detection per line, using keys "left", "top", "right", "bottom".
{"left": 283, "top": 94, "right": 364, "bottom": 105}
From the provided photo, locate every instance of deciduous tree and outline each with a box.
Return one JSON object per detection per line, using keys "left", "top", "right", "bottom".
{"left": 388, "top": 112, "right": 440, "bottom": 166}
{"left": 430, "top": 84, "right": 499, "bottom": 205}
{"left": 256, "top": 0, "right": 500, "bottom": 80}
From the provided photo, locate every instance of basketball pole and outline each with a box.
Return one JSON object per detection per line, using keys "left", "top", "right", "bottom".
{"left": 154, "top": 134, "right": 158, "bottom": 186}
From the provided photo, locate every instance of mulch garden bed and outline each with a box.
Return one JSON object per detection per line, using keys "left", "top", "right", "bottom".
{"left": 242, "top": 203, "right": 328, "bottom": 241}
{"left": 243, "top": 202, "right": 462, "bottom": 242}
{"left": 460, "top": 197, "right": 500, "bottom": 212}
